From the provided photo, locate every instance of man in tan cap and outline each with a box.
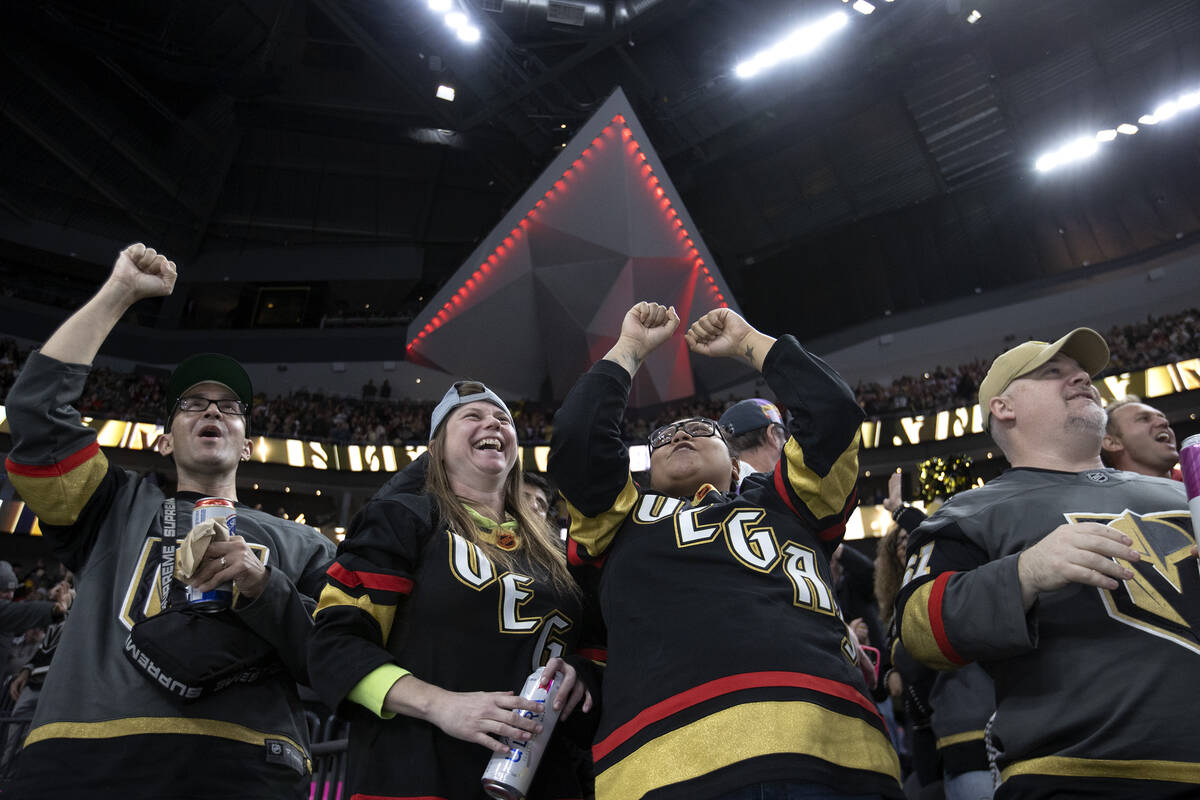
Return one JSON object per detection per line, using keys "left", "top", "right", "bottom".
{"left": 896, "top": 329, "right": 1197, "bottom": 799}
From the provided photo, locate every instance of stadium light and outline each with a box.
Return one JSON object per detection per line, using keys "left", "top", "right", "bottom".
{"left": 436, "top": 84, "right": 456, "bottom": 102}
{"left": 457, "top": 24, "right": 481, "bottom": 43}
{"left": 428, "top": 0, "right": 451, "bottom": 10}
{"left": 852, "top": 0, "right": 875, "bottom": 15}
{"left": 445, "top": 11, "right": 467, "bottom": 29}
{"left": 734, "top": 11, "right": 849, "bottom": 80}
{"left": 966, "top": 9, "right": 982, "bottom": 24}
{"left": 1035, "top": 136, "right": 1097, "bottom": 173}
{"left": 1035, "top": 84, "right": 1199, "bottom": 172}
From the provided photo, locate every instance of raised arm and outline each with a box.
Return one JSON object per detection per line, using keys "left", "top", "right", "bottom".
{"left": 551, "top": 302, "right": 678, "bottom": 561}
{"left": 602, "top": 301, "right": 680, "bottom": 377}
{"left": 41, "top": 243, "right": 176, "bottom": 366}
{"left": 5, "top": 245, "right": 175, "bottom": 554}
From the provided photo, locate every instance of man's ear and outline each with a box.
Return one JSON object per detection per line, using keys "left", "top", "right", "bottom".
{"left": 729, "top": 454, "right": 740, "bottom": 491}
{"left": 1101, "top": 433, "right": 1124, "bottom": 455}
{"left": 157, "top": 433, "right": 174, "bottom": 457}
{"left": 240, "top": 436, "right": 253, "bottom": 462}
{"left": 989, "top": 394, "right": 1016, "bottom": 424}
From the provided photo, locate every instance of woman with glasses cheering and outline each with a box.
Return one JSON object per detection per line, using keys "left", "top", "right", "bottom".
{"left": 309, "top": 380, "right": 596, "bottom": 800}
{"left": 549, "top": 302, "right": 902, "bottom": 800}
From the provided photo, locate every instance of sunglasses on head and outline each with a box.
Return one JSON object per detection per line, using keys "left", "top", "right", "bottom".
{"left": 648, "top": 418, "right": 726, "bottom": 451}
{"left": 454, "top": 380, "right": 488, "bottom": 397}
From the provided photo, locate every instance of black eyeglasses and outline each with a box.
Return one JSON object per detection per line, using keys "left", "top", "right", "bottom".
{"left": 649, "top": 418, "right": 725, "bottom": 451}
{"left": 175, "top": 396, "right": 249, "bottom": 416}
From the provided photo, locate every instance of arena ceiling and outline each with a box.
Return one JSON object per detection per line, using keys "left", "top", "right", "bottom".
{"left": 1, "top": 0, "right": 1199, "bottom": 343}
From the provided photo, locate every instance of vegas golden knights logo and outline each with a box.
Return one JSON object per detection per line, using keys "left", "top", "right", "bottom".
{"left": 1066, "top": 509, "right": 1200, "bottom": 655}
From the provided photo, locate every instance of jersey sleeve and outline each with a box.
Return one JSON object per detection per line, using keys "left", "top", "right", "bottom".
{"left": 5, "top": 351, "right": 129, "bottom": 570}
{"left": 895, "top": 514, "right": 1036, "bottom": 670}
{"left": 549, "top": 359, "right": 641, "bottom": 562}
{"left": 235, "top": 529, "right": 335, "bottom": 686}
{"left": 308, "top": 496, "right": 431, "bottom": 714}
{"left": 762, "top": 336, "right": 865, "bottom": 552}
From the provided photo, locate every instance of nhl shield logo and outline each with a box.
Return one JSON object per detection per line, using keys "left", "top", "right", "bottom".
{"left": 1067, "top": 509, "right": 1200, "bottom": 655}
{"left": 1084, "top": 471, "right": 1109, "bottom": 483}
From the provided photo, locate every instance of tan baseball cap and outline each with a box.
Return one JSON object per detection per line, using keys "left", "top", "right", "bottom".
{"left": 978, "top": 328, "right": 1110, "bottom": 429}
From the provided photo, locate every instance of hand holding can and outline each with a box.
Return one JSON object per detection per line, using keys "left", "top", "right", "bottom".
{"left": 481, "top": 667, "right": 563, "bottom": 800}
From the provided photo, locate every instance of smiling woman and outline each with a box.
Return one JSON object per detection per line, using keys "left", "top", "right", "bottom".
{"left": 308, "top": 379, "right": 599, "bottom": 800}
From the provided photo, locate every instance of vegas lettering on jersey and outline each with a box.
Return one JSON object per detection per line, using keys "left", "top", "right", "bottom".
{"left": 445, "top": 531, "right": 574, "bottom": 670}
{"left": 631, "top": 495, "right": 838, "bottom": 617}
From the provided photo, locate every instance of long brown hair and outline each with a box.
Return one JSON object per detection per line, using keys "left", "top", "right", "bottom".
{"left": 425, "top": 429, "right": 578, "bottom": 599}
{"left": 874, "top": 522, "right": 906, "bottom": 629}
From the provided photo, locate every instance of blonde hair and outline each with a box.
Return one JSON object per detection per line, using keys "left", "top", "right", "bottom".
{"left": 425, "top": 431, "right": 578, "bottom": 599}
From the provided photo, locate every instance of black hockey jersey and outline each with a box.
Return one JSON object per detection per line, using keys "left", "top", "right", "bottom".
{"left": 550, "top": 337, "right": 901, "bottom": 800}
{"left": 309, "top": 491, "right": 588, "bottom": 800}
{"left": 896, "top": 467, "right": 1198, "bottom": 798}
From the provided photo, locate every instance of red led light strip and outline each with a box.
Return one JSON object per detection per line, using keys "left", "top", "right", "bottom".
{"left": 407, "top": 114, "right": 727, "bottom": 352}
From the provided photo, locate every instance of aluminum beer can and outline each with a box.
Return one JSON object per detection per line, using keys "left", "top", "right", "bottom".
{"left": 185, "top": 497, "right": 237, "bottom": 608}
{"left": 481, "top": 667, "right": 562, "bottom": 800}
{"left": 1180, "top": 434, "right": 1200, "bottom": 541}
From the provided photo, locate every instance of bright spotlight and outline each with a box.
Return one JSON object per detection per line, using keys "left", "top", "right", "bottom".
{"left": 852, "top": 0, "right": 875, "bottom": 14}
{"left": 445, "top": 11, "right": 467, "bottom": 29}
{"left": 436, "top": 84, "right": 456, "bottom": 102}
{"left": 1116, "top": 123, "right": 1138, "bottom": 135}
{"left": 457, "top": 24, "right": 481, "bottom": 42}
{"left": 1034, "top": 136, "right": 1098, "bottom": 173}
{"left": 967, "top": 9, "right": 982, "bottom": 23}
{"left": 1095, "top": 129, "right": 1117, "bottom": 142}
{"left": 1179, "top": 90, "right": 1200, "bottom": 110}
{"left": 1152, "top": 101, "right": 1178, "bottom": 122}
{"left": 734, "top": 11, "right": 849, "bottom": 80}
{"left": 428, "top": 0, "right": 451, "bottom": 10}
{"left": 1138, "top": 114, "right": 1159, "bottom": 125}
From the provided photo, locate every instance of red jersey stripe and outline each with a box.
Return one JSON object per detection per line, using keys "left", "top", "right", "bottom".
{"left": 928, "top": 572, "right": 968, "bottom": 666}
{"left": 5, "top": 441, "right": 101, "bottom": 478}
{"left": 592, "top": 669, "right": 882, "bottom": 763}
{"left": 327, "top": 562, "right": 413, "bottom": 595}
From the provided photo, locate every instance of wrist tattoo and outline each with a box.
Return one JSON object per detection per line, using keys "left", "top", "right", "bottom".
{"left": 743, "top": 344, "right": 755, "bottom": 362}
{"left": 622, "top": 351, "right": 643, "bottom": 374}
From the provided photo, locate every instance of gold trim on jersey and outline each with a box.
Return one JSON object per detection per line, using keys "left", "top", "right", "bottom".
{"left": 315, "top": 584, "right": 397, "bottom": 643}
{"left": 8, "top": 450, "right": 110, "bottom": 525}
{"left": 1067, "top": 509, "right": 1199, "bottom": 655}
{"left": 1000, "top": 755, "right": 1200, "bottom": 785}
{"left": 594, "top": 700, "right": 900, "bottom": 800}
{"left": 937, "top": 729, "right": 985, "bottom": 749}
{"left": 23, "top": 717, "right": 310, "bottom": 773}
{"left": 564, "top": 473, "right": 639, "bottom": 558}
{"left": 780, "top": 430, "right": 860, "bottom": 520}
{"left": 899, "top": 581, "right": 961, "bottom": 671}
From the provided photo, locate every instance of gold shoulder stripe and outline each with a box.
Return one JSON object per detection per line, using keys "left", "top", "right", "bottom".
{"left": 595, "top": 700, "right": 899, "bottom": 800}
{"left": 23, "top": 717, "right": 310, "bottom": 773}
{"left": 564, "top": 473, "right": 639, "bottom": 558}
{"left": 8, "top": 450, "right": 109, "bottom": 525}
{"left": 936, "top": 729, "right": 986, "bottom": 750}
{"left": 1001, "top": 755, "right": 1200, "bottom": 785}
{"left": 781, "top": 431, "right": 860, "bottom": 520}
{"left": 314, "top": 583, "right": 398, "bottom": 643}
{"left": 900, "top": 581, "right": 962, "bottom": 671}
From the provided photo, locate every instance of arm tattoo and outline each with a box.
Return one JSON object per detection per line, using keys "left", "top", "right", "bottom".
{"left": 622, "top": 351, "right": 643, "bottom": 374}
{"left": 743, "top": 344, "right": 755, "bottom": 362}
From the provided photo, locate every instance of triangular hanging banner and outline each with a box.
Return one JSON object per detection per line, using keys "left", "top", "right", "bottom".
{"left": 405, "top": 87, "right": 745, "bottom": 407}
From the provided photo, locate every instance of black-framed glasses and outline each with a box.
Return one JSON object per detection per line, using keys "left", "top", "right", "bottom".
{"left": 175, "top": 396, "right": 249, "bottom": 416}
{"left": 649, "top": 418, "right": 725, "bottom": 451}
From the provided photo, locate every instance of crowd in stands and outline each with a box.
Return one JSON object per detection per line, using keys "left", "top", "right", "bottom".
{"left": 1, "top": 307, "right": 1195, "bottom": 446}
